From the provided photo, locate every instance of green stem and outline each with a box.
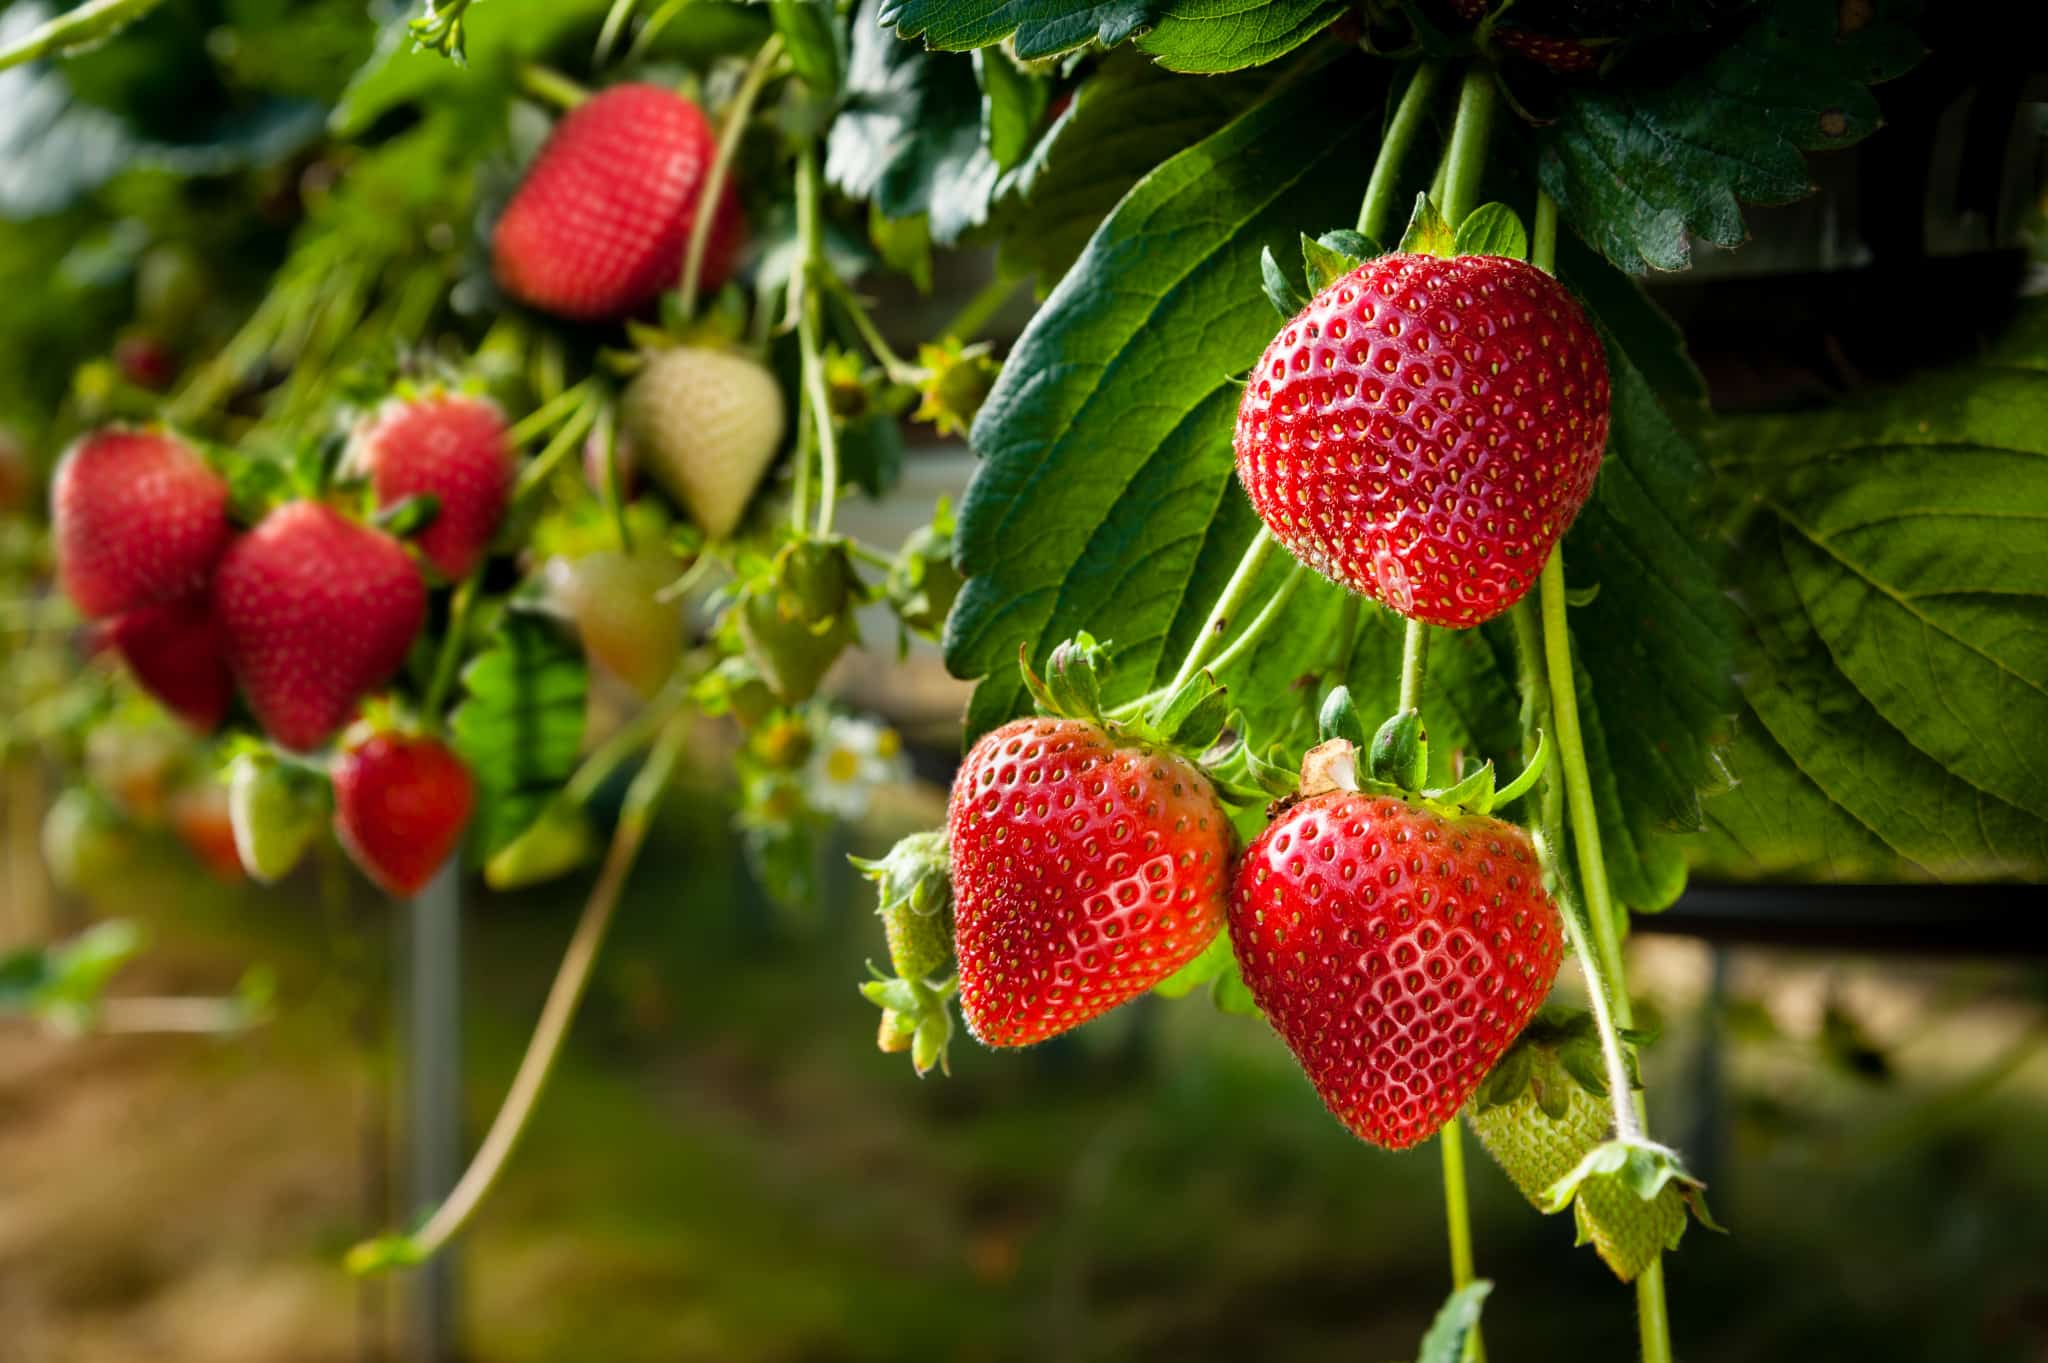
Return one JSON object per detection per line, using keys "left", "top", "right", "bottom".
{"left": 942, "top": 271, "right": 1026, "bottom": 345}
{"left": 1162, "top": 528, "right": 1278, "bottom": 697}
{"left": 1532, "top": 190, "right": 1559, "bottom": 273}
{"left": 593, "top": 0, "right": 641, "bottom": 64}
{"left": 347, "top": 709, "right": 691, "bottom": 1276}
{"left": 518, "top": 63, "right": 588, "bottom": 111}
{"left": 0, "top": 0, "right": 167, "bottom": 73}
{"left": 679, "top": 33, "right": 782, "bottom": 319}
{"left": 826, "top": 279, "right": 924, "bottom": 385}
{"left": 795, "top": 146, "right": 841, "bottom": 538}
{"left": 1398, "top": 618, "right": 1430, "bottom": 713}
{"left": 1201, "top": 562, "right": 1306, "bottom": 678}
{"left": 1440, "top": 64, "right": 1497, "bottom": 228}
{"left": 510, "top": 393, "right": 599, "bottom": 507}
{"left": 1636, "top": 1261, "right": 1674, "bottom": 1363}
{"left": 421, "top": 573, "right": 481, "bottom": 722}
{"left": 1439, "top": 1120, "right": 1488, "bottom": 1363}
{"left": 1358, "top": 62, "right": 1444, "bottom": 241}
{"left": 506, "top": 380, "right": 594, "bottom": 450}
{"left": 591, "top": 401, "right": 631, "bottom": 553}
{"left": 562, "top": 666, "right": 696, "bottom": 809}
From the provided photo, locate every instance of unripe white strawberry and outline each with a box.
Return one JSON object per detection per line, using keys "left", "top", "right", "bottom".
{"left": 622, "top": 346, "right": 786, "bottom": 541}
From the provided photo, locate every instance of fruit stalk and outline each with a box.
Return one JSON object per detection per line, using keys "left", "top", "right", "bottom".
{"left": 346, "top": 705, "right": 692, "bottom": 1275}
{"left": 1164, "top": 526, "right": 1277, "bottom": 696}
{"left": 506, "top": 378, "right": 597, "bottom": 454}
{"left": 509, "top": 388, "right": 601, "bottom": 507}
{"left": 1199, "top": 561, "right": 1305, "bottom": 678}
{"left": 679, "top": 33, "right": 784, "bottom": 319}
{"left": 517, "top": 63, "right": 588, "bottom": 111}
{"left": 795, "top": 145, "right": 843, "bottom": 538}
{"left": 1440, "top": 65, "right": 1497, "bottom": 228}
{"left": 1358, "top": 62, "right": 1444, "bottom": 241}
{"left": 1438, "top": 1120, "right": 1488, "bottom": 1363}
{"left": 421, "top": 572, "right": 480, "bottom": 721}
{"left": 1399, "top": 618, "right": 1430, "bottom": 712}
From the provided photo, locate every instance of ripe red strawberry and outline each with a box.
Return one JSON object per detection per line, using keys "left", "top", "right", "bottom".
{"left": 1230, "top": 793, "right": 1564, "bottom": 1149}
{"left": 492, "top": 84, "right": 743, "bottom": 322}
{"left": 1234, "top": 252, "right": 1609, "bottom": 627}
{"left": 1444, "top": 0, "right": 1635, "bottom": 72}
{"left": 332, "top": 731, "right": 474, "bottom": 897}
{"left": 213, "top": 501, "right": 426, "bottom": 751}
{"left": 104, "top": 595, "right": 234, "bottom": 732}
{"left": 353, "top": 392, "right": 513, "bottom": 579}
{"left": 948, "top": 717, "right": 1231, "bottom": 1047}
{"left": 52, "top": 428, "right": 231, "bottom": 619}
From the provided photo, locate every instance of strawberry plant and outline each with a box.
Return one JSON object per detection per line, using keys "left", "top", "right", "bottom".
{"left": 0, "top": 0, "right": 2038, "bottom": 1358}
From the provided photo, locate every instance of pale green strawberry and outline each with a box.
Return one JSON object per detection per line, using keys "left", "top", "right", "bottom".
{"left": 851, "top": 829, "right": 952, "bottom": 981}
{"left": 1467, "top": 1009, "right": 1687, "bottom": 1282}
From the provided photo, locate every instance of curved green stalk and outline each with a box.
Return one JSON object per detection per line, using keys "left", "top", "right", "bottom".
{"left": 346, "top": 707, "right": 692, "bottom": 1276}
{"left": 1163, "top": 527, "right": 1278, "bottom": 697}
{"left": 421, "top": 573, "right": 481, "bottom": 722}
{"left": 1200, "top": 562, "right": 1306, "bottom": 678}
{"left": 1359, "top": 63, "right": 1444, "bottom": 241}
{"left": 679, "top": 34, "right": 783, "bottom": 319}
{"left": 518, "top": 64, "right": 588, "bottom": 111}
{"left": 795, "top": 146, "right": 842, "bottom": 538}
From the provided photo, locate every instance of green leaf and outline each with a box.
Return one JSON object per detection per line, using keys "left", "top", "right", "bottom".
{"left": 1260, "top": 245, "right": 1306, "bottom": 318}
{"left": 947, "top": 58, "right": 1378, "bottom": 737}
{"left": 1396, "top": 191, "right": 1454, "bottom": 257}
{"left": 1537, "top": 0, "right": 1923, "bottom": 273}
{"left": 990, "top": 50, "right": 1266, "bottom": 282}
{"left": 1693, "top": 306, "right": 2048, "bottom": 880}
{"left": 1417, "top": 1282, "right": 1493, "bottom": 1363}
{"left": 1452, "top": 202, "right": 1528, "bottom": 261}
{"left": 878, "top": 0, "right": 1158, "bottom": 61}
{"left": 772, "top": 0, "right": 847, "bottom": 100}
{"left": 1299, "top": 230, "right": 1365, "bottom": 292}
{"left": 1138, "top": 0, "right": 1349, "bottom": 75}
{"left": 827, "top": 0, "right": 997, "bottom": 244}
{"left": 974, "top": 46, "right": 1047, "bottom": 173}
{"left": 450, "top": 613, "right": 588, "bottom": 860}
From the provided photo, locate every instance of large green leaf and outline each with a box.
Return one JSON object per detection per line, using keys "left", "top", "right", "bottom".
{"left": 946, "top": 57, "right": 1377, "bottom": 733}
{"left": 1694, "top": 308, "right": 2048, "bottom": 881}
{"left": 827, "top": 0, "right": 998, "bottom": 244}
{"left": 1138, "top": 0, "right": 1347, "bottom": 74}
{"left": 879, "top": 0, "right": 1158, "bottom": 60}
{"left": 450, "top": 613, "right": 588, "bottom": 860}
{"left": 1536, "top": 0, "right": 1922, "bottom": 273}
{"left": 989, "top": 48, "right": 1266, "bottom": 281}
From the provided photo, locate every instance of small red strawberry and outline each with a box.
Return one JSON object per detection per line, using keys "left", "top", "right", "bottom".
{"left": 52, "top": 428, "right": 231, "bottom": 619}
{"left": 353, "top": 392, "right": 513, "bottom": 580}
{"left": 492, "top": 84, "right": 743, "bottom": 322}
{"left": 213, "top": 501, "right": 426, "bottom": 751}
{"left": 332, "top": 730, "right": 474, "bottom": 897}
{"left": 1234, "top": 252, "right": 1608, "bottom": 626}
{"left": 1444, "top": 0, "right": 1649, "bottom": 73}
{"left": 948, "top": 717, "right": 1231, "bottom": 1047}
{"left": 114, "top": 329, "right": 179, "bottom": 391}
{"left": 103, "top": 595, "right": 234, "bottom": 732}
{"left": 1230, "top": 779, "right": 1564, "bottom": 1149}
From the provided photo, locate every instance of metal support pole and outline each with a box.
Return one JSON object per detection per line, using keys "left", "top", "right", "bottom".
{"left": 404, "top": 860, "right": 463, "bottom": 1363}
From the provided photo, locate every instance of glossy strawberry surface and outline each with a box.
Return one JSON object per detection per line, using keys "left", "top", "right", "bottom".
{"left": 1230, "top": 792, "right": 1564, "bottom": 1148}
{"left": 948, "top": 718, "right": 1230, "bottom": 1047}
{"left": 213, "top": 502, "right": 425, "bottom": 751}
{"left": 53, "top": 429, "right": 231, "bottom": 619}
{"left": 355, "top": 393, "right": 513, "bottom": 580}
{"left": 332, "top": 732, "right": 474, "bottom": 897}
{"left": 492, "top": 84, "right": 742, "bottom": 321}
{"left": 1234, "top": 252, "right": 1608, "bottom": 626}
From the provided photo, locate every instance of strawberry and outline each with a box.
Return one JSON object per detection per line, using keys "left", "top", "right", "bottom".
{"left": 103, "top": 595, "right": 234, "bottom": 732}
{"left": 332, "top": 730, "right": 475, "bottom": 897}
{"left": 114, "top": 329, "right": 178, "bottom": 391}
{"left": 492, "top": 83, "right": 743, "bottom": 322}
{"left": 352, "top": 392, "right": 514, "bottom": 580}
{"left": 948, "top": 717, "right": 1231, "bottom": 1047}
{"left": 1469, "top": 1052, "right": 1687, "bottom": 1281}
{"left": 41, "top": 788, "right": 136, "bottom": 896}
{"left": 169, "top": 781, "right": 245, "bottom": 883}
{"left": 1229, "top": 783, "right": 1564, "bottom": 1149}
{"left": 1233, "top": 252, "right": 1608, "bottom": 627}
{"left": 540, "top": 549, "right": 682, "bottom": 698}
{"left": 227, "top": 753, "right": 324, "bottom": 884}
{"left": 623, "top": 345, "right": 786, "bottom": 540}
{"left": 213, "top": 501, "right": 426, "bottom": 751}
{"left": 52, "top": 428, "right": 232, "bottom": 619}
{"left": 852, "top": 830, "right": 953, "bottom": 981}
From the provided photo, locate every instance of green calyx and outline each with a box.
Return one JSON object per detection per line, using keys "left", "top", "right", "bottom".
{"left": 1309, "top": 685, "right": 1548, "bottom": 818}
{"left": 731, "top": 535, "right": 868, "bottom": 705}
{"left": 1260, "top": 195, "right": 1535, "bottom": 316}
{"left": 859, "top": 969, "right": 958, "bottom": 1078}
{"left": 1015, "top": 634, "right": 1292, "bottom": 808}
{"left": 850, "top": 829, "right": 954, "bottom": 982}
{"left": 1539, "top": 1136, "right": 1725, "bottom": 1236}
{"left": 1475, "top": 1006, "right": 1645, "bottom": 1114}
